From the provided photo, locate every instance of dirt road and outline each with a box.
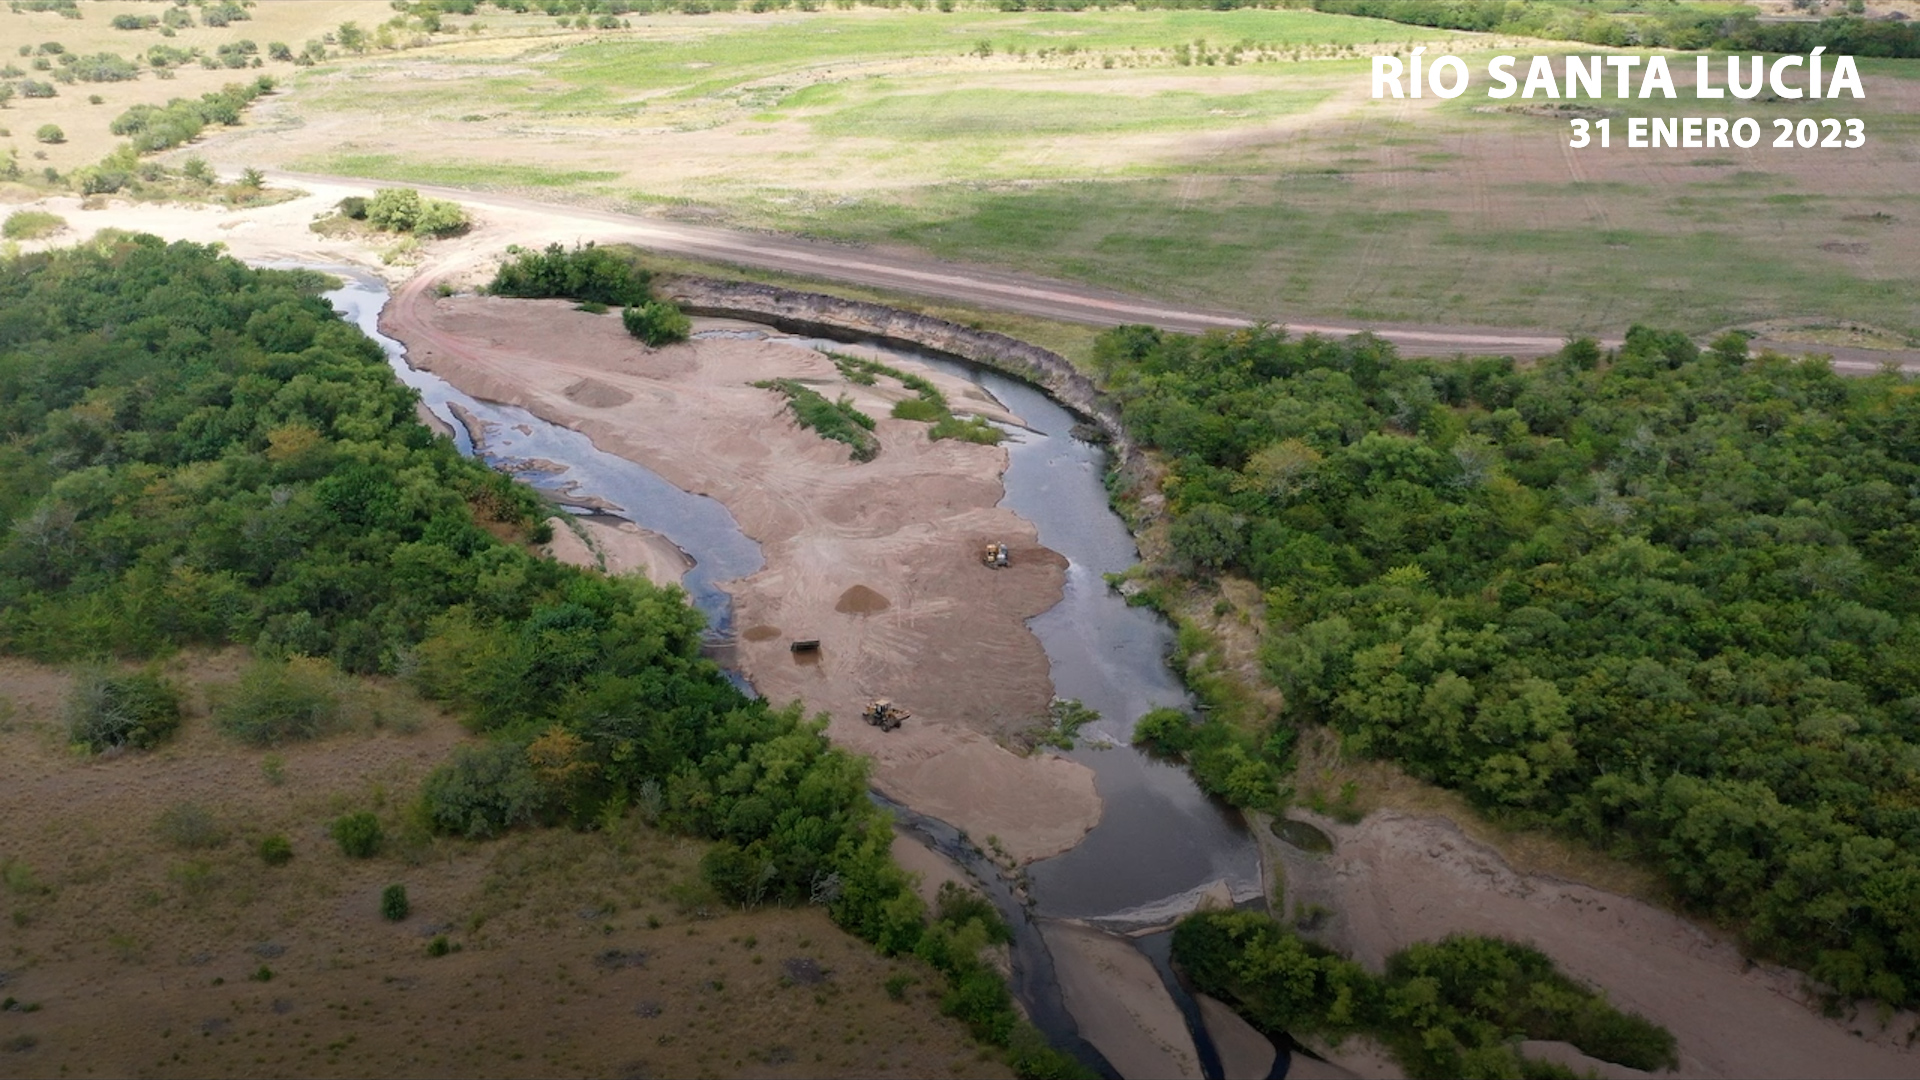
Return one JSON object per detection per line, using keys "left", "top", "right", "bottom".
{"left": 266, "top": 171, "right": 1920, "bottom": 371}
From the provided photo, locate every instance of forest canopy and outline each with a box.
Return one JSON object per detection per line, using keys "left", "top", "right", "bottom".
{"left": 1098, "top": 322, "right": 1920, "bottom": 1008}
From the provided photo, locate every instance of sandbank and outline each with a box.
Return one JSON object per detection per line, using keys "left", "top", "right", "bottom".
{"left": 1194, "top": 993, "right": 1278, "bottom": 1080}
{"left": 1042, "top": 920, "right": 1201, "bottom": 1080}
{"left": 382, "top": 284, "right": 1102, "bottom": 863}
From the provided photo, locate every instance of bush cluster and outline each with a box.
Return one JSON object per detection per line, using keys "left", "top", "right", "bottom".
{"left": 213, "top": 656, "right": 343, "bottom": 747}
{"left": 363, "top": 188, "right": 469, "bottom": 237}
{"left": 108, "top": 77, "right": 273, "bottom": 154}
{"left": 331, "top": 812, "right": 383, "bottom": 859}
{"left": 833, "top": 352, "right": 1003, "bottom": 446}
{"left": 65, "top": 667, "right": 183, "bottom": 752}
{"left": 488, "top": 242, "right": 653, "bottom": 308}
{"left": 621, "top": 300, "right": 690, "bottom": 347}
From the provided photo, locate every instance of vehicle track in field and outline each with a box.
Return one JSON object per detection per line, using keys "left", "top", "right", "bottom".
{"left": 270, "top": 169, "right": 1920, "bottom": 371}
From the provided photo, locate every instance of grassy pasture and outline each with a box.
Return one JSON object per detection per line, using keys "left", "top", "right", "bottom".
{"left": 33, "top": 4, "right": 1909, "bottom": 340}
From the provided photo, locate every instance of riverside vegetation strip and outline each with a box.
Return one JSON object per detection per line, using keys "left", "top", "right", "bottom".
{"left": 0, "top": 236, "right": 1085, "bottom": 1079}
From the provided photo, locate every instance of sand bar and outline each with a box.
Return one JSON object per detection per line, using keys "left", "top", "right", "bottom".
{"left": 1043, "top": 920, "right": 1202, "bottom": 1080}
{"left": 382, "top": 285, "right": 1102, "bottom": 863}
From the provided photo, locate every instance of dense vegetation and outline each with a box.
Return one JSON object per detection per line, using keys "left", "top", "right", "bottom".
{"left": 1100, "top": 322, "right": 1920, "bottom": 1008}
{"left": 488, "top": 242, "right": 653, "bottom": 308}
{"left": 0, "top": 236, "right": 1082, "bottom": 1078}
{"left": 754, "top": 378, "right": 880, "bottom": 461}
{"left": 1174, "top": 910, "right": 1677, "bottom": 1079}
{"left": 488, "top": 242, "right": 690, "bottom": 344}
{"left": 0, "top": 236, "right": 547, "bottom": 666}
{"left": 1310, "top": 0, "right": 1920, "bottom": 57}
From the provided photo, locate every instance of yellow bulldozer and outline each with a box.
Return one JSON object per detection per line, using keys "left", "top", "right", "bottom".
{"left": 863, "top": 699, "right": 909, "bottom": 732}
{"left": 981, "top": 542, "right": 1009, "bottom": 569}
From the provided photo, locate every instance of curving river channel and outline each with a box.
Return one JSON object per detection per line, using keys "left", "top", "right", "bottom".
{"left": 311, "top": 268, "right": 1278, "bottom": 1080}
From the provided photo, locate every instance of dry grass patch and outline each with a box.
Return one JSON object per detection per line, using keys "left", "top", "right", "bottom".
{"left": 0, "top": 654, "right": 1003, "bottom": 1079}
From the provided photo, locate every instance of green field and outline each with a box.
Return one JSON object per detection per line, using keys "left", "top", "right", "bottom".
{"left": 259, "top": 9, "right": 1920, "bottom": 340}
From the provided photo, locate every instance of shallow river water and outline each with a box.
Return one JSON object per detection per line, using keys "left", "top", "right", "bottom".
{"left": 311, "top": 270, "right": 1276, "bottom": 1079}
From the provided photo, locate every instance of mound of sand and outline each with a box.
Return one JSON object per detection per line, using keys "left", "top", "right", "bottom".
{"left": 834, "top": 584, "right": 890, "bottom": 614}
{"left": 563, "top": 377, "right": 634, "bottom": 408}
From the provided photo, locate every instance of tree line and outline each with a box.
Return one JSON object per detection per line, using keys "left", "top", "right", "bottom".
{"left": 1096, "top": 321, "right": 1920, "bottom": 1010}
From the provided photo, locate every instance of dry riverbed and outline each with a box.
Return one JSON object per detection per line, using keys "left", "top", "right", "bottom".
{"left": 382, "top": 285, "right": 1103, "bottom": 865}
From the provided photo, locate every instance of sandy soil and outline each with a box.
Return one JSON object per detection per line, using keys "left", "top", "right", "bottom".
{"left": 383, "top": 286, "right": 1101, "bottom": 864}
{"left": 1041, "top": 921, "right": 1201, "bottom": 1080}
{"left": 1194, "top": 993, "right": 1277, "bottom": 1080}
{"left": 888, "top": 833, "right": 977, "bottom": 910}
{"left": 1272, "top": 809, "right": 1920, "bottom": 1080}
{"left": 542, "top": 515, "right": 691, "bottom": 588}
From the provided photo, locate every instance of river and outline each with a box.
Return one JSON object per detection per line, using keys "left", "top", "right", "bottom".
{"left": 312, "top": 270, "right": 1277, "bottom": 1080}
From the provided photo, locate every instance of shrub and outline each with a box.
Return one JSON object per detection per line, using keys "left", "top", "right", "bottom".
{"left": 622, "top": 300, "right": 690, "bottom": 346}
{"left": 890, "top": 397, "right": 943, "bottom": 422}
{"left": 330, "top": 811, "right": 383, "bottom": 858}
{"left": 75, "top": 167, "right": 128, "bottom": 196}
{"left": 928, "top": 415, "right": 1003, "bottom": 445}
{"left": 19, "top": 80, "right": 55, "bottom": 99}
{"left": 380, "top": 883, "right": 409, "bottom": 921}
{"left": 258, "top": 834, "right": 293, "bottom": 866}
{"left": 426, "top": 935, "right": 453, "bottom": 957}
{"left": 364, "top": 188, "right": 467, "bottom": 236}
{"left": 213, "top": 656, "right": 343, "bottom": 746}
{"left": 336, "top": 195, "right": 367, "bottom": 219}
{"left": 421, "top": 741, "right": 545, "bottom": 838}
{"left": 64, "top": 667, "right": 182, "bottom": 751}
{"left": 1131, "top": 706, "right": 1195, "bottom": 755}
{"left": 34, "top": 124, "right": 63, "bottom": 144}
{"left": 155, "top": 802, "right": 229, "bottom": 851}
{"left": 412, "top": 196, "right": 468, "bottom": 237}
